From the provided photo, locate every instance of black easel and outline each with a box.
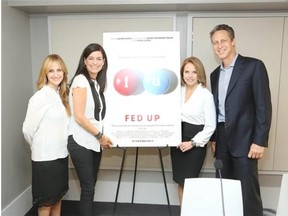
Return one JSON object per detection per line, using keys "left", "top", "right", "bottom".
{"left": 113, "top": 146, "right": 171, "bottom": 216}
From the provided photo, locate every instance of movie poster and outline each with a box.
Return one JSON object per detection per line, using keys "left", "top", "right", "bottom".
{"left": 103, "top": 31, "right": 181, "bottom": 147}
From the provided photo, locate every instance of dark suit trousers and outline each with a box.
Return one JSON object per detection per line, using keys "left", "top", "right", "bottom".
{"left": 216, "top": 123, "right": 263, "bottom": 216}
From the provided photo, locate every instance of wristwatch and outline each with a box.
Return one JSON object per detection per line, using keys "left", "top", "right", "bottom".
{"left": 191, "top": 139, "right": 197, "bottom": 147}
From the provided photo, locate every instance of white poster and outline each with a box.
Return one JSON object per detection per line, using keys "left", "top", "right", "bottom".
{"left": 103, "top": 31, "right": 181, "bottom": 147}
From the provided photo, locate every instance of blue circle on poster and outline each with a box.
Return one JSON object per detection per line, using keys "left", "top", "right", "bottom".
{"left": 143, "top": 69, "right": 170, "bottom": 95}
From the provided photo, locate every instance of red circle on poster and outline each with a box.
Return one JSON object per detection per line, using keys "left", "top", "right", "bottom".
{"left": 113, "top": 69, "right": 141, "bottom": 96}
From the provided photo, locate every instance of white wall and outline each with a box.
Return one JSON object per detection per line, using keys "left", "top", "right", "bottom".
{"left": 64, "top": 169, "right": 283, "bottom": 210}
{"left": 1, "top": 0, "right": 33, "bottom": 212}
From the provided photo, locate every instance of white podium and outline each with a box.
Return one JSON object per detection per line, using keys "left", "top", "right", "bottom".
{"left": 181, "top": 178, "right": 243, "bottom": 216}
{"left": 276, "top": 173, "right": 288, "bottom": 216}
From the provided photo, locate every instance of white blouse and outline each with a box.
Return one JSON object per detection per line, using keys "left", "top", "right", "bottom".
{"left": 68, "top": 74, "right": 103, "bottom": 152}
{"left": 181, "top": 84, "right": 216, "bottom": 147}
{"left": 22, "top": 85, "right": 69, "bottom": 161}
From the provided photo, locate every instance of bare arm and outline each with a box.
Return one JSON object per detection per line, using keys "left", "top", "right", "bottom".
{"left": 72, "top": 87, "right": 112, "bottom": 148}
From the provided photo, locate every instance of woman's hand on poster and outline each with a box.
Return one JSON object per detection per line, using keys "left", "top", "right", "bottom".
{"left": 99, "top": 135, "right": 113, "bottom": 149}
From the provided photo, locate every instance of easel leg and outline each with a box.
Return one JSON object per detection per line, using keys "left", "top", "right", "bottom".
{"left": 113, "top": 147, "right": 127, "bottom": 215}
{"left": 113, "top": 147, "right": 172, "bottom": 216}
{"left": 158, "top": 147, "right": 171, "bottom": 216}
{"left": 132, "top": 147, "right": 139, "bottom": 203}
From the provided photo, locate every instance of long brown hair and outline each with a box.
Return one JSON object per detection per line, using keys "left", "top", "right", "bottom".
{"left": 37, "top": 54, "right": 70, "bottom": 115}
{"left": 70, "top": 43, "right": 108, "bottom": 93}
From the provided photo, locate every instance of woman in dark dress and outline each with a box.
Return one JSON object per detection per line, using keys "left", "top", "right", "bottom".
{"left": 170, "top": 56, "right": 216, "bottom": 207}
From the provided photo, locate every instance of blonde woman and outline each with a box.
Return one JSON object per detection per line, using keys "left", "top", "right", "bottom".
{"left": 23, "top": 54, "right": 70, "bottom": 216}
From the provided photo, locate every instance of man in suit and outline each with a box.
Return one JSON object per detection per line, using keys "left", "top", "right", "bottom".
{"left": 209, "top": 24, "right": 272, "bottom": 216}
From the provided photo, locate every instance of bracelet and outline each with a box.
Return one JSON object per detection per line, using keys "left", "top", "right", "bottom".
{"left": 95, "top": 131, "right": 103, "bottom": 139}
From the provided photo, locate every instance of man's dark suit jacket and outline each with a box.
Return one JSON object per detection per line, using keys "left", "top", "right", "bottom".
{"left": 210, "top": 54, "right": 272, "bottom": 157}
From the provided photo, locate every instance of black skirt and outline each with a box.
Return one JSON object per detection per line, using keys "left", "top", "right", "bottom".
{"left": 170, "top": 122, "right": 207, "bottom": 185}
{"left": 32, "top": 156, "right": 69, "bottom": 207}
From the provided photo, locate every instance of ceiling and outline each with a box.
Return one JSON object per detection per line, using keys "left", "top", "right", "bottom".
{"left": 9, "top": 1, "right": 288, "bottom": 14}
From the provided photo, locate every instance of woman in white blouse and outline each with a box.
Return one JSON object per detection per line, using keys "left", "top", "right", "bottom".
{"left": 170, "top": 56, "right": 216, "bottom": 206}
{"left": 23, "top": 54, "right": 70, "bottom": 216}
{"left": 68, "top": 43, "right": 113, "bottom": 216}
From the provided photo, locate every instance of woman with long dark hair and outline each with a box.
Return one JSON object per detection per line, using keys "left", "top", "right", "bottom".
{"left": 68, "top": 43, "right": 113, "bottom": 215}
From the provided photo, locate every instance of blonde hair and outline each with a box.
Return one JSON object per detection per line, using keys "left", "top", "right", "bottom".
{"left": 180, "top": 56, "right": 207, "bottom": 87}
{"left": 37, "top": 54, "right": 70, "bottom": 115}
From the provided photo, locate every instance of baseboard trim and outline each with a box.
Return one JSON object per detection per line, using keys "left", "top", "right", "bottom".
{"left": 1, "top": 186, "right": 32, "bottom": 216}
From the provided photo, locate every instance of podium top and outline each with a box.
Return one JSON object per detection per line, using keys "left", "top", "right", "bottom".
{"left": 181, "top": 178, "right": 243, "bottom": 216}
